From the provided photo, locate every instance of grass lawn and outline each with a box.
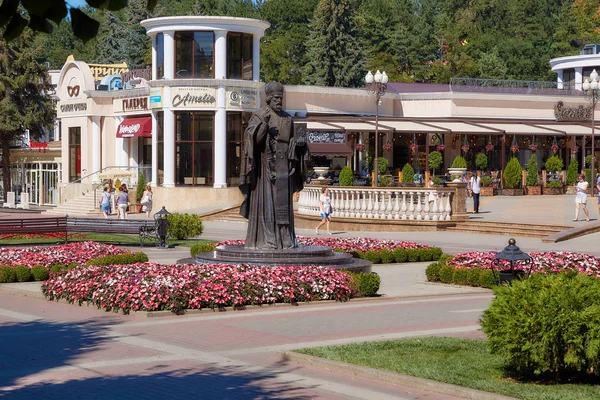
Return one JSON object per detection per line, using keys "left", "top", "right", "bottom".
{"left": 0, "top": 234, "right": 215, "bottom": 248}
{"left": 296, "top": 337, "right": 600, "bottom": 400}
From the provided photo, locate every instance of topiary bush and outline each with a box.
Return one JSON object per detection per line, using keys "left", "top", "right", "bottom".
{"left": 363, "top": 250, "right": 381, "bottom": 264}
{"left": 86, "top": 252, "right": 148, "bottom": 266}
{"left": 14, "top": 265, "right": 32, "bottom": 282}
{"left": 339, "top": 166, "right": 354, "bottom": 186}
{"left": 425, "top": 262, "right": 441, "bottom": 282}
{"left": 358, "top": 272, "right": 381, "bottom": 297}
{"left": 401, "top": 163, "right": 415, "bottom": 183}
{"left": 467, "top": 268, "right": 482, "bottom": 286}
{"left": 481, "top": 273, "right": 600, "bottom": 381}
{"left": 50, "top": 264, "right": 68, "bottom": 275}
{"left": 503, "top": 157, "right": 522, "bottom": 188}
{"left": 452, "top": 267, "right": 469, "bottom": 285}
{"left": 351, "top": 249, "right": 364, "bottom": 259}
{"left": 544, "top": 155, "right": 564, "bottom": 173}
{"left": 379, "top": 249, "right": 395, "bottom": 264}
{"left": 526, "top": 154, "right": 538, "bottom": 186}
{"left": 431, "top": 247, "right": 443, "bottom": 261}
{"left": 475, "top": 152, "right": 488, "bottom": 171}
{"left": 419, "top": 248, "right": 433, "bottom": 262}
{"left": 31, "top": 265, "right": 49, "bottom": 281}
{"left": 439, "top": 264, "right": 455, "bottom": 283}
{"left": 566, "top": 158, "right": 579, "bottom": 186}
{"left": 451, "top": 156, "right": 467, "bottom": 168}
{"left": 428, "top": 151, "right": 443, "bottom": 175}
{"left": 393, "top": 248, "right": 407, "bottom": 263}
{"left": 406, "top": 248, "right": 419, "bottom": 262}
{"left": 376, "top": 157, "right": 388, "bottom": 175}
{"left": 0, "top": 265, "right": 16, "bottom": 283}
{"left": 167, "top": 213, "right": 203, "bottom": 240}
{"left": 190, "top": 243, "right": 217, "bottom": 257}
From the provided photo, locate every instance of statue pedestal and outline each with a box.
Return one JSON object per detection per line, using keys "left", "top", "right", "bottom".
{"left": 446, "top": 181, "right": 468, "bottom": 221}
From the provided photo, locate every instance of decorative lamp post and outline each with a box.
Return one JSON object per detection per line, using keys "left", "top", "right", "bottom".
{"left": 491, "top": 238, "right": 532, "bottom": 285}
{"left": 154, "top": 206, "right": 171, "bottom": 248}
{"left": 365, "top": 70, "right": 388, "bottom": 187}
{"left": 583, "top": 69, "right": 599, "bottom": 195}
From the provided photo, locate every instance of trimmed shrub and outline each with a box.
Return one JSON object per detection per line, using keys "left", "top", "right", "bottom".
{"left": 425, "top": 262, "right": 441, "bottom": 282}
{"left": 503, "top": 157, "right": 522, "bottom": 189}
{"left": 379, "top": 249, "right": 395, "bottom": 264}
{"left": 339, "top": 166, "right": 354, "bottom": 186}
{"left": 428, "top": 151, "right": 443, "bottom": 173}
{"left": 358, "top": 272, "right": 381, "bottom": 297}
{"left": 31, "top": 265, "right": 49, "bottom": 281}
{"left": 50, "top": 264, "right": 68, "bottom": 275}
{"left": 451, "top": 156, "right": 467, "bottom": 168}
{"left": 351, "top": 249, "right": 364, "bottom": 259}
{"left": 0, "top": 266, "right": 17, "bottom": 283}
{"left": 546, "top": 180, "right": 562, "bottom": 188}
{"left": 401, "top": 163, "right": 415, "bottom": 183}
{"left": 439, "top": 264, "right": 455, "bottom": 283}
{"left": 136, "top": 171, "right": 146, "bottom": 202}
{"left": 452, "top": 267, "right": 469, "bottom": 285}
{"left": 190, "top": 243, "right": 217, "bottom": 257}
{"left": 420, "top": 248, "right": 433, "bottom": 262}
{"left": 475, "top": 152, "right": 488, "bottom": 170}
{"left": 544, "top": 155, "right": 563, "bottom": 173}
{"left": 481, "top": 273, "right": 600, "bottom": 381}
{"left": 86, "top": 252, "right": 148, "bottom": 267}
{"left": 526, "top": 154, "right": 538, "bottom": 186}
{"left": 438, "top": 254, "right": 454, "bottom": 265}
{"left": 393, "top": 248, "right": 408, "bottom": 263}
{"left": 479, "top": 269, "right": 496, "bottom": 288}
{"left": 431, "top": 247, "right": 443, "bottom": 261}
{"left": 467, "top": 268, "right": 482, "bottom": 287}
{"left": 14, "top": 265, "right": 32, "bottom": 282}
{"left": 406, "top": 248, "right": 419, "bottom": 262}
{"left": 345, "top": 271, "right": 361, "bottom": 296}
{"left": 481, "top": 176, "right": 493, "bottom": 187}
{"left": 166, "top": 213, "right": 203, "bottom": 240}
{"left": 363, "top": 250, "right": 381, "bottom": 264}
{"left": 566, "top": 158, "right": 579, "bottom": 186}
{"left": 377, "top": 157, "right": 388, "bottom": 175}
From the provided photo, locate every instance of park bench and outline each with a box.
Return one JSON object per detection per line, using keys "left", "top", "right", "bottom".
{"left": 0, "top": 216, "right": 68, "bottom": 241}
{"left": 67, "top": 218, "right": 159, "bottom": 246}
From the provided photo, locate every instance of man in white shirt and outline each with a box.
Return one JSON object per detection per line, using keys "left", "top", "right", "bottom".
{"left": 469, "top": 171, "right": 481, "bottom": 213}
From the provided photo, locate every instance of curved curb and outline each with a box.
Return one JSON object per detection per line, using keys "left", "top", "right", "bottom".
{"left": 282, "top": 351, "right": 518, "bottom": 400}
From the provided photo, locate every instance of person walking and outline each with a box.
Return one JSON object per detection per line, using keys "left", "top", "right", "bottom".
{"left": 100, "top": 186, "right": 112, "bottom": 218}
{"left": 140, "top": 185, "right": 153, "bottom": 220}
{"left": 574, "top": 174, "right": 590, "bottom": 222}
{"left": 469, "top": 171, "right": 481, "bottom": 213}
{"left": 315, "top": 186, "right": 332, "bottom": 235}
{"left": 116, "top": 184, "right": 129, "bottom": 220}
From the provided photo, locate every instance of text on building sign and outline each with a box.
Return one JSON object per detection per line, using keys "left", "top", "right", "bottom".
{"left": 307, "top": 131, "right": 346, "bottom": 143}
{"left": 119, "top": 123, "right": 141, "bottom": 136}
{"left": 60, "top": 103, "right": 87, "bottom": 113}
{"left": 122, "top": 97, "right": 148, "bottom": 111}
{"left": 172, "top": 92, "right": 216, "bottom": 107}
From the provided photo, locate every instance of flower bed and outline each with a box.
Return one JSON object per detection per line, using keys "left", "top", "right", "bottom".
{"left": 42, "top": 263, "right": 355, "bottom": 314}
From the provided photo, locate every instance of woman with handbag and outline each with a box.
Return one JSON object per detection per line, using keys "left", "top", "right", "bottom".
{"left": 140, "top": 185, "right": 153, "bottom": 220}
{"left": 116, "top": 184, "right": 129, "bottom": 219}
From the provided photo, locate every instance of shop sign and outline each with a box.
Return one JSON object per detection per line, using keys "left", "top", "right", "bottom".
{"left": 307, "top": 131, "right": 346, "bottom": 144}
{"left": 227, "top": 87, "right": 258, "bottom": 109}
{"left": 171, "top": 87, "right": 216, "bottom": 108}
{"left": 29, "top": 140, "right": 48, "bottom": 152}
{"left": 88, "top": 62, "right": 129, "bottom": 81}
{"left": 58, "top": 99, "right": 91, "bottom": 116}
{"left": 118, "top": 97, "right": 148, "bottom": 112}
{"left": 121, "top": 67, "right": 150, "bottom": 85}
{"left": 149, "top": 87, "right": 162, "bottom": 109}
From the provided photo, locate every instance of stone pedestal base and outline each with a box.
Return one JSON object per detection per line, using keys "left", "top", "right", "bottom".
{"left": 446, "top": 181, "right": 468, "bottom": 221}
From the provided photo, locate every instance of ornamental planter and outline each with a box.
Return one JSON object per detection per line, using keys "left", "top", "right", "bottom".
{"left": 525, "top": 186, "right": 541, "bottom": 195}
{"left": 543, "top": 186, "right": 563, "bottom": 195}
{"left": 502, "top": 188, "right": 524, "bottom": 196}
{"left": 447, "top": 167, "right": 467, "bottom": 182}
{"left": 480, "top": 187, "right": 494, "bottom": 196}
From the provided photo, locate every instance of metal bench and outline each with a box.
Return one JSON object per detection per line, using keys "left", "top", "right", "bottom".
{"left": 67, "top": 218, "right": 158, "bottom": 246}
{"left": 0, "top": 217, "right": 68, "bottom": 241}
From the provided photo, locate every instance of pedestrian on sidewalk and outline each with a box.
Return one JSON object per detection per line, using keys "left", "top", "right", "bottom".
{"left": 574, "top": 174, "right": 590, "bottom": 222}
{"left": 100, "top": 186, "right": 112, "bottom": 218}
{"left": 140, "top": 185, "right": 153, "bottom": 220}
{"left": 469, "top": 171, "right": 481, "bottom": 213}
{"left": 315, "top": 186, "right": 332, "bottom": 235}
{"left": 596, "top": 169, "right": 600, "bottom": 216}
{"left": 117, "top": 184, "right": 129, "bottom": 219}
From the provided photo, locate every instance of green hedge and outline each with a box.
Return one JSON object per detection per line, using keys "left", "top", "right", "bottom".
{"left": 425, "top": 258, "right": 495, "bottom": 289}
{"left": 481, "top": 273, "right": 600, "bottom": 381}
{"left": 167, "top": 213, "right": 203, "bottom": 240}
{"left": 0, "top": 266, "right": 16, "bottom": 283}
{"left": 31, "top": 265, "right": 49, "bottom": 281}
{"left": 348, "top": 246, "right": 442, "bottom": 264}
{"left": 14, "top": 265, "right": 32, "bottom": 282}
{"left": 86, "top": 252, "right": 149, "bottom": 267}
{"left": 190, "top": 243, "right": 217, "bottom": 257}
{"left": 345, "top": 271, "right": 381, "bottom": 297}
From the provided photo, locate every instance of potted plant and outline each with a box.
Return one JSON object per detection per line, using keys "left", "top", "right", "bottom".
{"left": 428, "top": 150, "right": 443, "bottom": 179}
{"left": 339, "top": 166, "right": 354, "bottom": 187}
{"left": 544, "top": 180, "right": 564, "bottom": 195}
{"left": 525, "top": 154, "right": 540, "bottom": 195}
{"left": 448, "top": 155, "right": 467, "bottom": 181}
{"left": 480, "top": 176, "right": 494, "bottom": 196}
{"left": 400, "top": 163, "right": 415, "bottom": 186}
{"left": 475, "top": 152, "right": 488, "bottom": 173}
{"left": 503, "top": 157, "right": 523, "bottom": 195}
{"left": 565, "top": 158, "right": 579, "bottom": 194}
{"left": 543, "top": 155, "right": 563, "bottom": 195}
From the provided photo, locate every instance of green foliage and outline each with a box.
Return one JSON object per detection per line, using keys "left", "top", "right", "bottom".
{"left": 339, "top": 166, "right": 354, "bottom": 186}
{"left": 406, "top": 248, "right": 419, "bottom": 262}
{"left": 13, "top": 265, "right": 32, "bottom": 282}
{"left": 378, "top": 175, "right": 392, "bottom": 187}
{"left": 439, "top": 265, "right": 455, "bottom": 283}
{"left": 481, "top": 273, "right": 600, "bottom": 381}
{"left": 585, "top": 155, "right": 596, "bottom": 168}
{"left": 0, "top": 265, "right": 16, "bottom": 283}
{"left": 401, "top": 163, "right": 415, "bottom": 183}
{"left": 451, "top": 156, "right": 467, "bottom": 168}
{"left": 479, "top": 269, "right": 496, "bottom": 288}
{"left": 452, "top": 267, "right": 469, "bottom": 285}
{"left": 425, "top": 262, "right": 441, "bottom": 282}
{"left": 363, "top": 250, "right": 381, "bottom": 264}
{"left": 31, "top": 265, "right": 49, "bottom": 281}
{"left": 475, "top": 153, "right": 488, "bottom": 170}
{"left": 430, "top": 247, "right": 443, "bottom": 261}
{"left": 428, "top": 151, "right": 443, "bottom": 171}
{"left": 86, "top": 252, "right": 148, "bottom": 267}
{"left": 190, "top": 243, "right": 217, "bottom": 258}
{"left": 358, "top": 272, "right": 381, "bottom": 297}
{"left": 50, "top": 264, "right": 68, "bottom": 275}
{"left": 526, "top": 154, "right": 539, "bottom": 186}
{"left": 467, "top": 268, "right": 482, "bottom": 287}
{"left": 393, "top": 248, "right": 407, "bottom": 263}
{"left": 544, "top": 155, "right": 564, "bottom": 172}
{"left": 351, "top": 249, "right": 364, "bottom": 259}
{"left": 567, "top": 158, "right": 579, "bottom": 186}
{"left": 379, "top": 249, "right": 395, "bottom": 264}
{"left": 375, "top": 157, "right": 388, "bottom": 175}
{"left": 480, "top": 176, "right": 494, "bottom": 187}
{"left": 136, "top": 172, "right": 146, "bottom": 202}
{"left": 166, "top": 213, "right": 203, "bottom": 240}
{"left": 432, "top": 176, "right": 441, "bottom": 185}
{"left": 546, "top": 180, "right": 563, "bottom": 188}
{"left": 503, "top": 157, "right": 522, "bottom": 189}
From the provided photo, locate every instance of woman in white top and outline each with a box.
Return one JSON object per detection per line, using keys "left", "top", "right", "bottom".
{"left": 140, "top": 185, "right": 153, "bottom": 220}
{"left": 315, "top": 187, "right": 332, "bottom": 235}
{"left": 574, "top": 174, "right": 590, "bottom": 222}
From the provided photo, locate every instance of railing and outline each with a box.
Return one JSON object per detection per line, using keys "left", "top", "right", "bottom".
{"left": 298, "top": 186, "right": 453, "bottom": 221}
{"left": 449, "top": 77, "right": 578, "bottom": 96}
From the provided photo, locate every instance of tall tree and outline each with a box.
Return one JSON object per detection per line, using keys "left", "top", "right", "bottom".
{"left": 0, "top": 30, "right": 55, "bottom": 200}
{"left": 303, "top": 0, "right": 364, "bottom": 87}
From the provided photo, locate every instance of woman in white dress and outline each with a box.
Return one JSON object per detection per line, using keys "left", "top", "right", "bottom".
{"left": 315, "top": 187, "right": 332, "bottom": 235}
{"left": 574, "top": 174, "right": 590, "bottom": 222}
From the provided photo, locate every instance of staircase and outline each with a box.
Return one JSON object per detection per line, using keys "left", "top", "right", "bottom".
{"left": 45, "top": 191, "right": 101, "bottom": 217}
{"left": 444, "top": 220, "right": 571, "bottom": 238}
{"left": 201, "top": 205, "right": 246, "bottom": 223}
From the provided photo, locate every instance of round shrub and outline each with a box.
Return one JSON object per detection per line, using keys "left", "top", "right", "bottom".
{"left": 503, "top": 157, "right": 522, "bottom": 189}
{"left": 451, "top": 156, "right": 467, "bottom": 168}
{"left": 345, "top": 271, "right": 361, "bottom": 296}
{"left": 190, "top": 243, "right": 217, "bottom": 257}
{"left": 358, "top": 272, "right": 381, "bottom": 297}
{"left": 425, "top": 262, "right": 441, "bottom": 282}
{"left": 544, "top": 154, "right": 564, "bottom": 172}
{"left": 86, "top": 252, "right": 148, "bottom": 267}
{"left": 479, "top": 269, "right": 496, "bottom": 288}
{"left": 363, "top": 250, "right": 381, "bottom": 264}
{"left": 167, "top": 213, "right": 203, "bottom": 240}
{"left": 401, "top": 163, "right": 415, "bottom": 183}
{"left": 50, "top": 264, "right": 68, "bottom": 275}
{"left": 31, "top": 265, "right": 49, "bottom": 281}
{"left": 475, "top": 152, "right": 488, "bottom": 170}
{"left": 339, "top": 166, "right": 354, "bottom": 186}
{"left": 481, "top": 273, "right": 600, "bottom": 381}
{"left": 420, "top": 248, "right": 433, "bottom": 262}
{"left": 438, "top": 254, "right": 454, "bottom": 265}
{"left": 0, "top": 266, "right": 17, "bottom": 283}
{"left": 379, "top": 249, "right": 395, "bottom": 264}
{"left": 452, "top": 267, "right": 469, "bottom": 285}
{"left": 406, "top": 249, "right": 419, "bottom": 262}
{"left": 393, "top": 248, "right": 407, "bottom": 263}
{"left": 431, "top": 247, "right": 443, "bottom": 261}
{"left": 13, "top": 265, "right": 32, "bottom": 282}
{"left": 428, "top": 151, "right": 443, "bottom": 172}
{"left": 439, "top": 264, "right": 455, "bottom": 284}
{"left": 467, "top": 268, "right": 482, "bottom": 287}
{"left": 351, "top": 250, "right": 364, "bottom": 259}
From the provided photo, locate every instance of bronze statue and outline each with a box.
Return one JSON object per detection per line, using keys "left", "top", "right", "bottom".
{"left": 239, "top": 82, "right": 308, "bottom": 250}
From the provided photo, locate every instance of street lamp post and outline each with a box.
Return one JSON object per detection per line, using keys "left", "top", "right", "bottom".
{"left": 365, "top": 70, "right": 388, "bottom": 187}
{"left": 583, "top": 69, "right": 599, "bottom": 195}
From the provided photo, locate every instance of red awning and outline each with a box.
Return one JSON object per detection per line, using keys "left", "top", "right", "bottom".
{"left": 116, "top": 117, "right": 152, "bottom": 138}
{"left": 308, "top": 142, "right": 353, "bottom": 156}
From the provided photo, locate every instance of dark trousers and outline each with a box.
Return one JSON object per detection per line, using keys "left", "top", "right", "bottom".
{"left": 473, "top": 192, "right": 480, "bottom": 213}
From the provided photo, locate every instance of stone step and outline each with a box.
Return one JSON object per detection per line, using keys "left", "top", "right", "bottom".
{"left": 445, "top": 225, "right": 564, "bottom": 238}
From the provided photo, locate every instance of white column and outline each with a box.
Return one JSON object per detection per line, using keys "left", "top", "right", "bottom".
{"left": 215, "top": 30, "right": 227, "bottom": 80}
{"left": 151, "top": 34, "right": 157, "bottom": 81}
{"left": 115, "top": 116, "right": 127, "bottom": 167}
{"left": 151, "top": 111, "right": 158, "bottom": 186}
{"left": 253, "top": 34, "right": 261, "bottom": 81}
{"left": 575, "top": 67, "right": 583, "bottom": 91}
{"left": 556, "top": 70, "right": 564, "bottom": 90}
{"left": 163, "top": 108, "right": 175, "bottom": 187}
{"left": 91, "top": 116, "right": 101, "bottom": 183}
{"left": 164, "top": 31, "right": 175, "bottom": 80}
{"left": 214, "top": 92, "right": 227, "bottom": 188}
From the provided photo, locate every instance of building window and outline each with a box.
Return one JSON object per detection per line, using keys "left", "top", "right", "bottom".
{"left": 156, "top": 33, "right": 164, "bottom": 79}
{"left": 175, "top": 31, "right": 214, "bottom": 78}
{"left": 563, "top": 69, "right": 575, "bottom": 90}
{"left": 226, "top": 112, "right": 250, "bottom": 186}
{"left": 68, "top": 127, "right": 81, "bottom": 182}
{"left": 175, "top": 111, "right": 213, "bottom": 186}
{"left": 227, "top": 32, "right": 253, "bottom": 80}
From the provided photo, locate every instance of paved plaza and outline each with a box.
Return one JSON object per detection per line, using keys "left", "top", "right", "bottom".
{"left": 0, "top": 194, "right": 598, "bottom": 399}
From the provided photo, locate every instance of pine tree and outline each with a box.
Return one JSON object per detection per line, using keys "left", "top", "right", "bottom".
{"left": 0, "top": 30, "right": 55, "bottom": 200}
